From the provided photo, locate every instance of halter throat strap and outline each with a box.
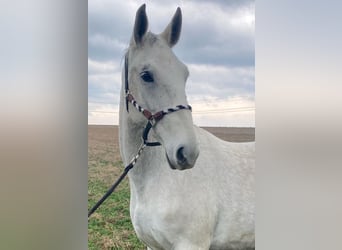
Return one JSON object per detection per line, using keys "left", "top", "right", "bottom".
{"left": 125, "top": 54, "right": 129, "bottom": 112}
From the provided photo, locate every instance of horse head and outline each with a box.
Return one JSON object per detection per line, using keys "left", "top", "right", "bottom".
{"left": 125, "top": 4, "right": 199, "bottom": 170}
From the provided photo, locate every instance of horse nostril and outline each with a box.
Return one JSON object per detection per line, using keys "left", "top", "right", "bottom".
{"left": 176, "top": 147, "right": 187, "bottom": 165}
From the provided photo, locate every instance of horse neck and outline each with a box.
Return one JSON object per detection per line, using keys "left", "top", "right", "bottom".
{"left": 119, "top": 85, "right": 160, "bottom": 188}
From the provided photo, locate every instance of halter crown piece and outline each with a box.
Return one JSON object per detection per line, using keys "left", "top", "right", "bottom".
{"left": 88, "top": 54, "right": 192, "bottom": 218}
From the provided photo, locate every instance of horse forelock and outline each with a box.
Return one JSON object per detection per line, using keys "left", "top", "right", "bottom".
{"left": 145, "top": 32, "right": 158, "bottom": 45}
{"left": 130, "top": 32, "right": 158, "bottom": 49}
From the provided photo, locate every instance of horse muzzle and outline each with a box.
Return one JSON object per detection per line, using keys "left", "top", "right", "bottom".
{"left": 166, "top": 144, "right": 199, "bottom": 170}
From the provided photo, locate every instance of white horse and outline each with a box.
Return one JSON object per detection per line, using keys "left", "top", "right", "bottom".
{"left": 119, "top": 4, "right": 255, "bottom": 250}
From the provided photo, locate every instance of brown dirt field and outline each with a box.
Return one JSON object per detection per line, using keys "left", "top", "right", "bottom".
{"left": 202, "top": 127, "right": 255, "bottom": 142}
{"left": 88, "top": 125, "right": 123, "bottom": 185}
{"left": 88, "top": 125, "right": 121, "bottom": 163}
{"left": 88, "top": 125, "right": 255, "bottom": 164}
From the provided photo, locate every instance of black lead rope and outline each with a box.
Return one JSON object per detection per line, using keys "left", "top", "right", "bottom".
{"left": 125, "top": 54, "right": 129, "bottom": 113}
{"left": 88, "top": 163, "right": 133, "bottom": 218}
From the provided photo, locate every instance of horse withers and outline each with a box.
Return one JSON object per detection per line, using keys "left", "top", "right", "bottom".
{"left": 119, "top": 4, "right": 255, "bottom": 250}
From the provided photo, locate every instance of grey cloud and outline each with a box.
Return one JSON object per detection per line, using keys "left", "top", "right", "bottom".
{"left": 175, "top": 27, "right": 254, "bottom": 67}
{"left": 89, "top": 0, "right": 254, "bottom": 66}
{"left": 88, "top": 73, "right": 121, "bottom": 105}
{"left": 88, "top": 34, "right": 128, "bottom": 61}
{"left": 173, "top": 1, "right": 254, "bottom": 66}
{"left": 186, "top": 0, "right": 254, "bottom": 7}
{"left": 186, "top": 65, "right": 254, "bottom": 99}
{"left": 88, "top": 0, "right": 254, "bottom": 116}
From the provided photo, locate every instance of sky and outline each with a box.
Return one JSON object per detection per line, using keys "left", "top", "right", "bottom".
{"left": 88, "top": 0, "right": 255, "bottom": 127}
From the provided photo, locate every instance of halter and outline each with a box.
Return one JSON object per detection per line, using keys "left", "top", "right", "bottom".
{"left": 124, "top": 53, "right": 192, "bottom": 146}
{"left": 88, "top": 53, "right": 192, "bottom": 218}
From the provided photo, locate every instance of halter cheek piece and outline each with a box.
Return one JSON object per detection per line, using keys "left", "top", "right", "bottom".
{"left": 124, "top": 54, "right": 192, "bottom": 146}
{"left": 88, "top": 54, "right": 192, "bottom": 218}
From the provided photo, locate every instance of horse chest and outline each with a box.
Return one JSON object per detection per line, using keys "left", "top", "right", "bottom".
{"left": 131, "top": 199, "right": 178, "bottom": 249}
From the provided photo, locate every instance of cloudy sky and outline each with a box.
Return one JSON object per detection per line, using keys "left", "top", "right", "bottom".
{"left": 88, "top": 0, "right": 255, "bottom": 127}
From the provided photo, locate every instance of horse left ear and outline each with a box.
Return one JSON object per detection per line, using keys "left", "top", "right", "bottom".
{"left": 161, "top": 7, "right": 182, "bottom": 47}
{"left": 133, "top": 4, "right": 148, "bottom": 46}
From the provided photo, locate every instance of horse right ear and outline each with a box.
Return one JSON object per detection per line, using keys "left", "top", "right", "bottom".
{"left": 161, "top": 7, "right": 182, "bottom": 47}
{"left": 133, "top": 4, "right": 148, "bottom": 46}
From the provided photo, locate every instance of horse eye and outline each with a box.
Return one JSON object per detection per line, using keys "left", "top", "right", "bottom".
{"left": 140, "top": 71, "right": 154, "bottom": 82}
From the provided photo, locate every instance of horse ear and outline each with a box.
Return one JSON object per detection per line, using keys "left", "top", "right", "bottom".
{"left": 161, "top": 7, "right": 182, "bottom": 47}
{"left": 133, "top": 4, "right": 148, "bottom": 46}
